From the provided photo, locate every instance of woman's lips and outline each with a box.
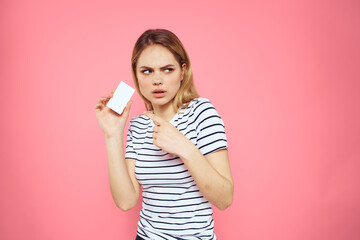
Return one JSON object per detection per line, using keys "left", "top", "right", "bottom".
{"left": 152, "top": 89, "right": 166, "bottom": 98}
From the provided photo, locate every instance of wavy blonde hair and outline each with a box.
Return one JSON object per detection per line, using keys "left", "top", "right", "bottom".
{"left": 131, "top": 29, "right": 199, "bottom": 111}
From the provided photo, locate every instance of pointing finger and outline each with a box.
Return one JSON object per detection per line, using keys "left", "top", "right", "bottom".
{"left": 153, "top": 126, "right": 159, "bottom": 133}
{"left": 144, "top": 111, "right": 164, "bottom": 126}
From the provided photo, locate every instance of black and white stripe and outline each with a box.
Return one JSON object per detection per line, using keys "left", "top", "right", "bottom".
{"left": 125, "top": 98, "right": 228, "bottom": 240}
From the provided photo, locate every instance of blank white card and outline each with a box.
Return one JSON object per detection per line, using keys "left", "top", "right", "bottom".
{"left": 106, "top": 81, "right": 135, "bottom": 115}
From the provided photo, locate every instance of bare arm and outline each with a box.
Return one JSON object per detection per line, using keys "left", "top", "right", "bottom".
{"left": 179, "top": 147, "right": 233, "bottom": 210}
{"left": 105, "top": 136, "right": 140, "bottom": 211}
{"left": 95, "top": 91, "right": 139, "bottom": 211}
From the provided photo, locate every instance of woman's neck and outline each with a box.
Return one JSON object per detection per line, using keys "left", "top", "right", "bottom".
{"left": 152, "top": 103, "right": 177, "bottom": 122}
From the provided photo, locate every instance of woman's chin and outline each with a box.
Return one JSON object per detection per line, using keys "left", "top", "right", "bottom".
{"left": 151, "top": 98, "right": 173, "bottom": 109}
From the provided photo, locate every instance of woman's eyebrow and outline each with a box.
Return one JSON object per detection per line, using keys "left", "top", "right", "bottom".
{"left": 160, "top": 64, "right": 176, "bottom": 69}
{"left": 138, "top": 66, "right": 153, "bottom": 69}
{"left": 139, "top": 64, "right": 176, "bottom": 69}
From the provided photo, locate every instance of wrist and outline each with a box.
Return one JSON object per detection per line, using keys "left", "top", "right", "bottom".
{"left": 178, "top": 140, "right": 199, "bottom": 162}
{"left": 104, "top": 133, "right": 123, "bottom": 142}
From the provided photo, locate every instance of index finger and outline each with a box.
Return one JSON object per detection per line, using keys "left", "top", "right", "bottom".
{"left": 144, "top": 111, "right": 164, "bottom": 126}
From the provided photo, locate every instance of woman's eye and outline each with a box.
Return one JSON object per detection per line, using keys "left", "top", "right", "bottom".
{"left": 142, "top": 69, "right": 152, "bottom": 74}
{"left": 164, "top": 68, "right": 174, "bottom": 73}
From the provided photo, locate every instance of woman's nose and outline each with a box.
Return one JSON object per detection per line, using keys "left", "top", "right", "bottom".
{"left": 153, "top": 80, "right": 162, "bottom": 86}
{"left": 152, "top": 72, "right": 163, "bottom": 85}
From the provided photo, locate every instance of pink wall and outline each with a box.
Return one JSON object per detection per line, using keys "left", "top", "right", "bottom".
{"left": 1, "top": 0, "right": 359, "bottom": 239}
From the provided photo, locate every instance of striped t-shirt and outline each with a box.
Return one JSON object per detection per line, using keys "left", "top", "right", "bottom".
{"left": 125, "top": 97, "right": 228, "bottom": 240}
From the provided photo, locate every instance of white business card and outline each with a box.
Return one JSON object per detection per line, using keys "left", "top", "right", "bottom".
{"left": 106, "top": 81, "right": 135, "bottom": 115}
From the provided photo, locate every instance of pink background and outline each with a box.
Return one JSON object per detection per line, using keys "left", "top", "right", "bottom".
{"left": 1, "top": 0, "right": 359, "bottom": 239}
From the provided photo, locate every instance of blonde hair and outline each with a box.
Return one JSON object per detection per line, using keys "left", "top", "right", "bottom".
{"left": 131, "top": 29, "right": 199, "bottom": 111}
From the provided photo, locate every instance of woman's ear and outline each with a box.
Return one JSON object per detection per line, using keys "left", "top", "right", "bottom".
{"left": 181, "top": 63, "right": 186, "bottom": 80}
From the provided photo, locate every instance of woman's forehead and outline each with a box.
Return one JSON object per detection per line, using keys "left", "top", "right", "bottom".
{"left": 137, "top": 45, "right": 178, "bottom": 68}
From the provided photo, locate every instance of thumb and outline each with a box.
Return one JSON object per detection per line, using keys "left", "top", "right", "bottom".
{"left": 122, "top": 100, "right": 133, "bottom": 118}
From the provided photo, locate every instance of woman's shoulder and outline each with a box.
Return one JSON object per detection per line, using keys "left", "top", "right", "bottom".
{"left": 192, "top": 97, "right": 211, "bottom": 104}
{"left": 187, "top": 97, "right": 217, "bottom": 112}
{"left": 128, "top": 114, "right": 151, "bottom": 127}
{"left": 177, "top": 97, "right": 219, "bottom": 121}
{"left": 186, "top": 97, "right": 214, "bottom": 109}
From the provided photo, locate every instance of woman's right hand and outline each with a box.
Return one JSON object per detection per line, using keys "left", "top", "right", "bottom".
{"left": 94, "top": 89, "right": 133, "bottom": 138}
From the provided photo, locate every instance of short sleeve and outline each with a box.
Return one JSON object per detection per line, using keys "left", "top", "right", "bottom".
{"left": 194, "top": 99, "right": 228, "bottom": 156}
{"left": 124, "top": 122, "right": 138, "bottom": 160}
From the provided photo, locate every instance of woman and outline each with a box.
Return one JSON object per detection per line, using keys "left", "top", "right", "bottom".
{"left": 95, "top": 29, "right": 233, "bottom": 240}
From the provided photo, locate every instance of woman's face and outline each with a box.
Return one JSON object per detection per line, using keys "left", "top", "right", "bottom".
{"left": 136, "top": 44, "right": 185, "bottom": 111}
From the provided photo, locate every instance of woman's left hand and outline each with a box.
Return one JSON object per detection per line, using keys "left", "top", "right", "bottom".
{"left": 144, "top": 111, "right": 194, "bottom": 156}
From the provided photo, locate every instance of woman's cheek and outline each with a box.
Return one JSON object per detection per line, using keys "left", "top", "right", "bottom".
{"left": 141, "top": 78, "right": 152, "bottom": 87}
{"left": 139, "top": 79, "right": 152, "bottom": 97}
